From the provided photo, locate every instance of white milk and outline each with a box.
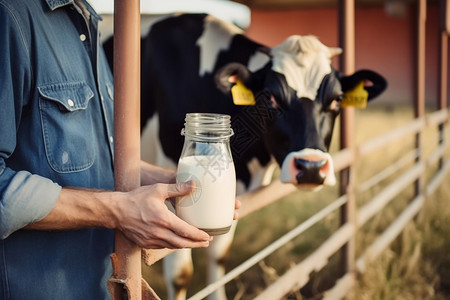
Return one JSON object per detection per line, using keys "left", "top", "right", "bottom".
{"left": 176, "top": 155, "right": 236, "bottom": 235}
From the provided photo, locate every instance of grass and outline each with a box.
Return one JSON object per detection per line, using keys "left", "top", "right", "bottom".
{"left": 345, "top": 178, "right": 450, "bottom": 300}
{"left": 142, "top": 105, "right": 450, "bottom": 299}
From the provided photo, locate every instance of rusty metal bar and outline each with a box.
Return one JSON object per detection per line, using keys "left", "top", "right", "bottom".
{"left": 415, "top": 0, "right": 426, "bottom": 119}
{"left": 357, "top": 149, "right": 420, "bottom": 193}
{"left": 427, "top": 108, "right": 449, "bottom": 126}
{"left": 338, "top": 0, "right": 356, "bottom": 277}
{"left": 439, "top": 8, "right": 449, "bottom": 112}
{"left": 428, "top": 142, "right": 448, "bottom": 166}
{"left": 354, "top": 110, "right": 447, "bottom": 159}
{"left": 414, "top": 0, "right": 426, "bottom": 196}
{"left": 357, "top": 162, "right": 424, "bottom": 227}
{"left": 438, "top": 0, "right": 449, "bottom": 168}
{"left": 142, "top": 248, "right": 174, "bottom": 268}
{"left": 442, "top": 0, "right": 450, "bottom": 35}
{"left": 322, "top": 273, "right": 355, "bottom": 300}
{"left": 426, "top": 153, "right": 450, "bottom": 196}
{"left": 108, "top": 1, "right": 148, "bottom": 299}
{"left": 237, "top": 180, "right": 296, "bottom": 218}
{"left": 332, "top": 147, "right": 356, "bottom": 173}
{"left": 358, "top": 118, "right": 425, "bottom": 156}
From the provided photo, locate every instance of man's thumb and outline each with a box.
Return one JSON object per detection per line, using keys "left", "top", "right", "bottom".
{"left": 166, "top": 180, "right": 195, "bottom": 199}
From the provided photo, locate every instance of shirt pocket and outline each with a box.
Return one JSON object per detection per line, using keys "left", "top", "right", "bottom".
{"left": 38, "top": 82, "right": 96, "bottom": 173}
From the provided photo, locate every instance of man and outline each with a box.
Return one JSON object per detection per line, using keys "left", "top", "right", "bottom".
{"left": 0, "top": 0, "right": 236, "bottom": 299}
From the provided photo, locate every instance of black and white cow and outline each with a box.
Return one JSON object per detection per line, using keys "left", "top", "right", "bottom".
{"left": 105, "top": 13, "right": 386, "bottom": 300}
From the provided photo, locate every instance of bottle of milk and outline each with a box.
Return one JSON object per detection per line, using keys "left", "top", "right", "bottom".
{"left": 176, "top": 113, "right": 236, "bottom": 235}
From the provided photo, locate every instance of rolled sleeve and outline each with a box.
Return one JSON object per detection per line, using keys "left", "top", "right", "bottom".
{"left": 0, "top": 168, "right": 61, "bottom": 239}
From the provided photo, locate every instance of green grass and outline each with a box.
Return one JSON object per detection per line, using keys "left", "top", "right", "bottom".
{"left": 143, "top": 105, "right": 450, "bottom": 299}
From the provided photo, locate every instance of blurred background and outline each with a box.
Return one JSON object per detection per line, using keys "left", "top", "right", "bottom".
{"left": 89, "top": 1, "right": 450, "bottom": 299}
{"left": 90, "top": 0, "right": 449, "bottom": 108}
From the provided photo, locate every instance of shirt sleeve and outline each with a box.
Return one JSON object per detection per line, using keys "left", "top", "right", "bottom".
{"left": 0, "top": 4, "right": 61, "bottom": 239}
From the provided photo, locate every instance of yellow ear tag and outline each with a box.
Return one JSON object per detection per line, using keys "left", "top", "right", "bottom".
{"left": 231, "top": 80, "right": 256, "bottom": 105}
{"left": 341, "top": 81, "right": 368, "bottom": 109}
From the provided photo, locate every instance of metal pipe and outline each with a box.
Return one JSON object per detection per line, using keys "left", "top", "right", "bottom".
{"left": 414, "top": 0, "right": 426, "bottom": 196}
{"left": 338, "top": 0, "right": 356, "bottom": 276}
{"left": 438, "top": 0, "right": 449, "bottom": 168}
{"left": 108, "top": 0, "right": 144, "bottom": 299}
{"left": 415, "top": 0, "right": 426, "bottom": 119}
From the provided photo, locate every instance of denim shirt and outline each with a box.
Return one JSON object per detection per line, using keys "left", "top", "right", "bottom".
{"left": 0, "top": 0, "right": 115, "bottom": 299}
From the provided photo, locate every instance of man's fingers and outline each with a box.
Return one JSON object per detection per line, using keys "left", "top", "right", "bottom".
{"left": 166, "top": 211, "right": 212, "bottom": 242}
{"left": 160, "top": 181, "right": 196, "bottom": 199}
{"left": 142, "top": 230, "right": 211, "bottom": 249}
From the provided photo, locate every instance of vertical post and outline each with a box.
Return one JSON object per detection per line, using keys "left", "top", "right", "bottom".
{"left": 338, "top": 0, "right": 356, "bottom": 276}
{"left": 414, "top": 0, "right": 426, "bottom": 194}
{"left": 438, "top": 0, "right": 449, "bottom": 168}
{"left": 108, "top": 1, "right": 145, "bottom": 299}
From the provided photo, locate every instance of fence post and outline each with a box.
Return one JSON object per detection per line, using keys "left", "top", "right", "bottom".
{"left": 414, "top": 0, "right": 426, "bottom": 195}
{"left": 438, "top": 0, "right": 449, "bottom": 168}
{"left": 107, "top": 1, "right": 157, "bottom": 299}
{"left": 338, "top": 0, "right": 356, "bottom": 277}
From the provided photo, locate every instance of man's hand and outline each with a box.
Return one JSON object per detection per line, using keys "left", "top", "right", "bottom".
{"left": 114, "top": 181, "right": 212, "bottom": 249}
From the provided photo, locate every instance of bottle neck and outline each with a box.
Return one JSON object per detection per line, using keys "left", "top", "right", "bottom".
{"left": 182, "top": 113, "right": 234, "bottom": 142}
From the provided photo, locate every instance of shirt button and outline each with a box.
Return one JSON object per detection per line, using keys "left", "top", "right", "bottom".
{"left": 80, "top": 34, "right": 87, "bottom": 42}
{"left": 67, "top": 99, "right": 74, "bottom": 107}
{"left": 107, "top": 85, "right": 113, "bottom": 99}
{"left": 109, "top": 136, "right": 114, "bottom": 143}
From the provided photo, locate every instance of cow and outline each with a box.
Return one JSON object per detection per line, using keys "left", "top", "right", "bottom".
{"left": 104, "top": 13, "right": 386, "bottom": 300}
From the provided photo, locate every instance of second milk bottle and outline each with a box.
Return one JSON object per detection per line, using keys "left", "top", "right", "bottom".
{"left": 176, "top": 113, "right": 236, "bottom": 235}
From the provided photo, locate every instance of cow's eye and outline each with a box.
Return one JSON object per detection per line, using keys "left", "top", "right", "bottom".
{"left": 326, "top": 94, "right": 344, "bottom": 113}
{"left": 327, "top": 98, "right": 341, "bottom": 112}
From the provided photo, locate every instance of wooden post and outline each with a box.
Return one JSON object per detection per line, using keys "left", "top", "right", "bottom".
{"left": 338, "top": 0, "right": 356, "bottom": 277}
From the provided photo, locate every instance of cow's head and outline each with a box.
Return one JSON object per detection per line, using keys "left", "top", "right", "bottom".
{"left": 216, "top": 35, "right": 386, "bottom": 190}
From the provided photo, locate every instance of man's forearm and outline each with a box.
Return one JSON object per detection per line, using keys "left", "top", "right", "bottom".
{"left": 25, "top": 187, "right": 119, "bottom": 231}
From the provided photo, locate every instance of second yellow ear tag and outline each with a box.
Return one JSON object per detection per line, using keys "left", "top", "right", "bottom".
{"left": 231, "top": 80, "right": 256, "bottom": 105}
{"left": 341, "top": 81, "right": 368, "bottom": 109}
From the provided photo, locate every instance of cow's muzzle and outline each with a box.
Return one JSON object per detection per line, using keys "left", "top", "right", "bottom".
{"left": 280, "top": 149, "right": 336, "bottom": 189}
{"left": 294, "top": 158, "right": 327, "bottom": 184}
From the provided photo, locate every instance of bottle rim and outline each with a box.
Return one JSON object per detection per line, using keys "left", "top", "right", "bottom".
{"left": 181, "top": 113, "right": 234, "bottom": 140}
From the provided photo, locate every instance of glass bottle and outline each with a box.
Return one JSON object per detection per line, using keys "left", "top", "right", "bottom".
{"left": 176, "top": 113, "right": 236, "bottom": 235}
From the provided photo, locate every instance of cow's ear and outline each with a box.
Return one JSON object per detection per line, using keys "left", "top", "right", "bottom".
{"left": 339, "top": 69, "right": 387, "bottom": 101}
{"left": 215, "top": 63, "right": 251, "bottom": 93}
